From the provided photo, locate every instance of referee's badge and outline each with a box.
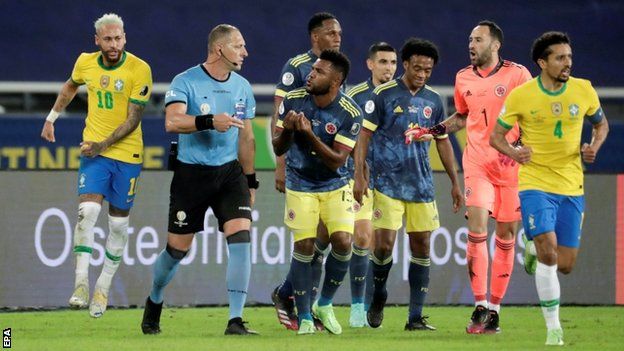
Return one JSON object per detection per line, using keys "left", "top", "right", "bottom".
{"left": 551, "top": 102, "right": 562, "bottom": 116}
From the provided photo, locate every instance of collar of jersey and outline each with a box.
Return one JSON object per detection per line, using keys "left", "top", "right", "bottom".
{"left": 537, "top": 75, "right": 567, "bottom": 96}
{"left": 97, "top": 51, "right": 127, "bottom": 71}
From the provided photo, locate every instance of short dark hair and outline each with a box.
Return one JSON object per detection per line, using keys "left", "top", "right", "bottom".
{"left": 368, "top": 42, "right": 396, "bottom": 59}
{"left": 400, "top": 38, "right": 439, "bottom": 64}
{"left": 308, "top": 12, "right": 337, "bottom": 34}
{"left": 477, "top": 20, "right": 504, "bottom": 46}
{"left": 531, "top": 31, "right": 571, "bottom": 65}
{"left": 320, "top": 49, "right": 350, "bottom": 84}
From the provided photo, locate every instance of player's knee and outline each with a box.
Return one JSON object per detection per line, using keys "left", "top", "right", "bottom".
{"left": 166, "top": 243, "right": 188, "bottom": 260}
{"left": 538, "top": 252, "right": 558, "bottom": 266}
{"left": 77, "top": 202, "right": 102, "bottom": 230}
{"left": 294, "top": 238, "right": 315, "bottom": 255}
{"left": 329, "top": 232, "right": 352, "bottom": 253}
{"left": 558, "top": 265, "right": 573, "bottom": 275}
{"left": 226, "top": 230, "right": 250, "bottom": 244}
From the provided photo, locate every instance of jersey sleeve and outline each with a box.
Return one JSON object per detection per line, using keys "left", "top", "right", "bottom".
{"left": 497, "top": 91, "right": 520, "bottom": 130}
{"left": 584, "top": 81, "right": 603, "bottom": 124}
{"left": 518, "top": 65, "right": 533, "bottom": 85}
{"left": 335, "top": 108, "right": 363, "bottom": 151}
{"left": 275, "top": 61, "right": 304, "bottom": 98}
{"left": 245, "top": 82, "right": 256, "bottom": 119}
{"left": 70, "top": 54, "right": 87, "bottom": 85}
{"left": 275, "top": 94, "right": 293, "bottom": 129}
{"left": 164, "top": 74, "right": 189, "bottom": 107}
{"left": 129, "top": 62, "right": 153, "bottom": 106}
{"left": 362, "top": 92, "right": 382, "bottom": 133}
{"left": 453, "top": 75, "right": 468, "bottom": 115}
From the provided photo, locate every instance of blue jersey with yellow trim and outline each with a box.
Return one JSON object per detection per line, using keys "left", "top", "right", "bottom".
{"left": 346, "top": 78, "right": 375, "bottom": 185}
{"left": 275, "top": 50, "right": 317, "bottom": 98}
{"left": 277, "top": 88, "right": 363, "bottom": 192}
{"left": 363, "top": 78, "right": 446, "bottom": 202}
{"left": 165, "top": 64, "right": 256, "bottom": 166}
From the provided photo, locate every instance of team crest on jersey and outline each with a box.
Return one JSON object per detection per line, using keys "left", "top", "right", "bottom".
{"left": 494, "top": 84, "right": 507, "bottom": 97}
{"left": 569, "top": 104, "right": 580, "bottom": 117}
{"left": 551, "top": 102, "right": 562, "bottom": 116}
{"left": 100, "top": 75, "right": 110, "bottom": 89}
{"left": 114, "top": 79, "right": 124, "bottom": 91}
{"left": 423, "top": 106, "right": 433, "bottom": 119}
{"left": 174, "top": 211, "right": 188, "bottom": 227}
{"left": 287, "top": 209, "right": 296, "bottom": 221}
{"left": 282, "top": 72, "right": 295, "bottom": 86}
{"left": 325, "top": 122, "right": 337, "bottom": 135}
{"left": 200, "top": 103, "right": 211, "bottom": 114}
{"left": 365, "top": 100, "right": 375, "bottom": 114}
{"left": 373, "top": 208, "right": 383, "bottom": 220}
{"left": 350, "top": 123, "right": 361, "bottom": 136}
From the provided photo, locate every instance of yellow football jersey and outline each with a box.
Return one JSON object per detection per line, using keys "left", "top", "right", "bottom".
{"left": 71, "top": 51, "right": 152, "bottom": 164}
{"left": 498, "top": 76, "right": 601, "bottom": 195}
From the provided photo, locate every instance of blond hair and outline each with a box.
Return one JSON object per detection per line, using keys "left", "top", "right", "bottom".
{"left": 94, "top": 13, "right": 124, "bottom": 33}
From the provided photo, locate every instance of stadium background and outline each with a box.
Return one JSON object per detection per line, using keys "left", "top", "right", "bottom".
{"left": 1, "top": 0, "right": 623, "bottom": 308}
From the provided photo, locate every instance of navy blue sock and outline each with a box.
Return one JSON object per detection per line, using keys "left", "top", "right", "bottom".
{"left": 350, "top": 244, "right": 369, "bottom": 304}
{"left": 291, "top": 252, "right": 313, "bottom": 323}
{"left": 408, "top": 256, "right": 431, "bottom": 322}
{"left": 277, "top": 272, "right": 293, "bottom": 300}
{"left": 364, "top": 258, "right": 374, "bottom": 310}
{"left": 310, "top": 240, "right": 328, "bottom": 302}
{"left": 371, "top": 252, "right": 393, "bottom": 299}
{"left": 318, "top": 249, "right": 351, "bottom": 306}
{"left": 149, "top": 246, "right": 184, "bottom": 303}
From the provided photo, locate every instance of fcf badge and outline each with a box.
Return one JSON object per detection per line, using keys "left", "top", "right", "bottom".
{"left": 100, "top": 75, "right": 110, "bottom": 88}
{"left": 551, "top": 102, "right": 562, "bottom": 116}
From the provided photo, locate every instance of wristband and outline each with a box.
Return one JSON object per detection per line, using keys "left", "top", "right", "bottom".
{"left": 246, "top": 173, "right": 259, "bottom": 189}
{"left": 46, "top": 109, "right": 60, "bottom": 123}
{"left": 429, "top": 123, "right": 447, "bottom": 136}
{"left": 195, "top": 114, "right": 214, "bottom": 131}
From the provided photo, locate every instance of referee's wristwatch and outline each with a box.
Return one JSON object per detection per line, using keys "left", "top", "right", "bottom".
{"left": 246, "top": 173, "right": 260, "bottom": 189}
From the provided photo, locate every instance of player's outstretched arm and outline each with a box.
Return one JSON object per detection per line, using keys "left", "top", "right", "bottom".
{"left": 435, "top": 137, "right": 463, "bottom": 213}
{"left": 40, "top": 79, "right": 80, "bottom": 143}
{"left": 82, "top": 101, "right": 145, "bottom": 157}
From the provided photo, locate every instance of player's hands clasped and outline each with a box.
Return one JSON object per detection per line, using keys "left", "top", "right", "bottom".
{"left": 404, "top": 126, "right": 433, "bottom": 144}
{"left": 213, "top": 112, "right": 244, "bottom": 132}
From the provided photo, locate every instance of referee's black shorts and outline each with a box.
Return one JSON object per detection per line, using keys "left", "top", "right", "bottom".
{"left": 168, "top": 160, "right": 251, "bottom": 234}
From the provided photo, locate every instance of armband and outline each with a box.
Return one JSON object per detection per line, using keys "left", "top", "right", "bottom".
{"left": 195, "top": 114, "right": 214, "bottom": 131}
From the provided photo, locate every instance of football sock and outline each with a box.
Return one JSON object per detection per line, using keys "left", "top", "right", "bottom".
{"left": 467, "top": 231, "right": 488, "bottom": 302}
{"left": 73, "top": 202, "right": 101, "bottom": 286}
{"left": 350, "top": 244, "right": 369, "bottom": 304}
{"left": 226, "top": 231, "right": 251, "bottom": 319}
{"left": 310, "top": 239, "right": 328, "bottom": 302}
{"left": 536, "top": 262, "right": 561, "bottom": 330}
{"left": 370, "top": 251, "right": 393, "bottom": 299}
{"left": 291, "top": 252, "right": 314, "bottom": 323}
{"left": 94, "top": 215, "right": 128, "bottom": 294}
{"left": 149, "top": 244, "right": 186, "bottom": 304}
{"left": 408, "top": 256, "right": 430, "bottom": 321}
{"left": 318, "top": 249, "right": 352, "bottom": 306}
{"left": 490, "top": 237, "right": 515, "bottom": 309}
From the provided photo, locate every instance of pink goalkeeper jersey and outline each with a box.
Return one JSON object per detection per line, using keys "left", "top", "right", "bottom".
{"left": 454, "top": 60, "right": 532, "bottom": 186}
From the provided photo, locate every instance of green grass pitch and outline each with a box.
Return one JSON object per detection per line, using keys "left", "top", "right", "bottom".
{"left": 2, "top": 305, "right": 622, "bottom": 350}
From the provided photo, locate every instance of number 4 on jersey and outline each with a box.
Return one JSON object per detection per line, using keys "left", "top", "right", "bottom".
{"left": 553, "top": 120, "right": 563, "bottom": 139}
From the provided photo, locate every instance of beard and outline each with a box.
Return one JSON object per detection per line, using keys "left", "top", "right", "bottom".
{"left": 306, "top": 83, "right": 330, "bottom": 96}
{"left": 101, "top": 48, "right": 123, "bottom": 64}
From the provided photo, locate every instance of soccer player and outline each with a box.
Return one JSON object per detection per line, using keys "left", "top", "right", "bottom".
{"left": 140, "top": 24, "right": 258, "bottom": 336}
{"left": 273, "top": 50, "right": 362, "bottom": 335}
{"left": 270, "top": 12, "right": 342, "bottom": 331}
{"left": 40, "top": 13, "right": 152, "bottom": 318}
{"left": 490, "top": 31, "right": 608, "bottom": 346}
{"left": 354, "top": 38, "right": 463, "bottom": 331}
{"left": 405, "top": 21, "right": 532, "bottom": 334}
{"left": 346, "top": 42, "right": 397, "bottom": 327}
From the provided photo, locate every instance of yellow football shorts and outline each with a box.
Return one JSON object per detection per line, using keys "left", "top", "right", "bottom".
{"left": 372, "top": 190, "right": 440, "bottom": 232}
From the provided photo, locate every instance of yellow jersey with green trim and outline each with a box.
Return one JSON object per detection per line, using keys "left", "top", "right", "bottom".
{"left": 498, "top": 76, "right": 602, "bottom": 195}
{"left": 71, "top": 51, "right": 152, "bottom": 164}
